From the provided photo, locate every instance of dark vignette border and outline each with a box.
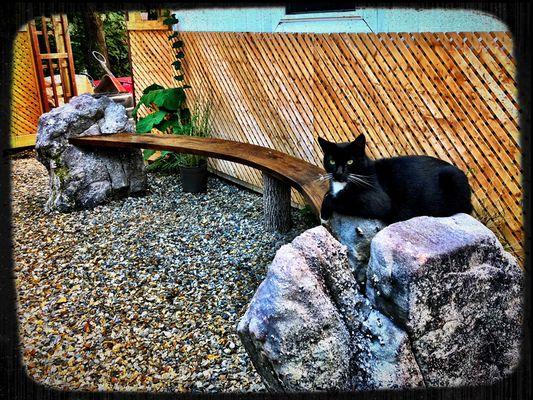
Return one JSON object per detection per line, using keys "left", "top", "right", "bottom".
{"left": 0, "top": 1, "right": 529, "bottom": 400}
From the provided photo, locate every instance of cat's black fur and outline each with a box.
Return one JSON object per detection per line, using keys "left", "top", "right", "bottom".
{"left": 318, "top": 134, "right": 472, "bottom": 223}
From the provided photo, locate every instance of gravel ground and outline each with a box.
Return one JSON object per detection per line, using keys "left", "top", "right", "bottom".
{"left": 11, "top": 155, "right": 316, "bottom": 393}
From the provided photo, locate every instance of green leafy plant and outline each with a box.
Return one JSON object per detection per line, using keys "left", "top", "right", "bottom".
{"left": 145, "top": 101, "right": 212, "bottom": 172}
{"left": 132, "top": 84, "right": 189, "bottom": 133}
{"left": 132, "top": 11, "right": 190, "bottom": 132}
{"left": 102, "top": 12, "right": 131, "bottom": 76}
{"left": 133, "top": 11, "right": 212, "bottom": 171}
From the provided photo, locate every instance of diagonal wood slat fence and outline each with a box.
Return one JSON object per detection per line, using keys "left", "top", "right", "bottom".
{"left": 128, "top": 28, "right": 522, "bottom": 261}
{"left": 10, "top": 27, "right": 43, "bottom": 148}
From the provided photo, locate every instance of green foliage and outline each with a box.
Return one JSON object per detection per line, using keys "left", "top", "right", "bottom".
{"left": 135, "top": 11, "right": 212, "bottom": 172}
{"left": 146, "top": 151, "right": 184, "bottom": 173}
{"left": 135, "top": 110, "right": 166, "bottom": 132}
{"left": 102, "top": 12, "right": 130, "bottom": 77}
{"left": 163, "top": 14, "right": 179, "bottom": 26}
{"left": 69, "top": 11, "right": 131, "bottom": 78}
{"left": 178, "top": 102, "right": 212, "bottom": 168}
{"left": 133, "top": 85, "right": 189, "bottom": 133}
{"left": 69, "top": 14, "right": 91, "bottom": 74}
{"left": 132, "top": 87, "right": 186, "bottom": 122}
{"left": 299, "top": 204, "right": 320, "bottom": 227}
{"left": 142, "top": 149, "right": 157, "bottom": 161}
{"left": 142, "top": 83, "right": 165, "bottom": 94}
{"left": 144, "top": 102, "right": 213, "bottom": 172}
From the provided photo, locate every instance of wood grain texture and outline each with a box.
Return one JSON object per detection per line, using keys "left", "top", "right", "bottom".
{"left": 10, "top": 28, "right": 42, "bottom": 147}
{"left": 69, "top": 133, "right": 328, "bottom": 215}
{"left": 128, "top": 29, "right": 522, "bottom": 258}
{"left": 127, "top": 27, "right": 174, "bottom": 110}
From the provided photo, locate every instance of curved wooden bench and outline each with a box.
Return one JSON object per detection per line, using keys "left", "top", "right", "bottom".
{"left": 69, "top": 133, "right": 328, "bottom": 232}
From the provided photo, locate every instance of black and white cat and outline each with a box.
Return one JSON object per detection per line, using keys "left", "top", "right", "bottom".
{"left": 318, "top": 134, "right": 472, "bottom": 224}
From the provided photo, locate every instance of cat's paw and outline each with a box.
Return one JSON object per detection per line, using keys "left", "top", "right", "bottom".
{"left": 320, "top": 218, "right": 331, "bottom": 229}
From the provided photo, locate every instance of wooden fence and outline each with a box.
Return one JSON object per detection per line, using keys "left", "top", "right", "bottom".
{"left": 127, "top": 24, "right": 521, "bottom": 259}
{"left": 10, "top": 26, "right": 43, "bottom": 148}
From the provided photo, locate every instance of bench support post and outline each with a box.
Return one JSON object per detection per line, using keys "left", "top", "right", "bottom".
{"left": 263, "top": 172, "right": 292, "bottom": 233}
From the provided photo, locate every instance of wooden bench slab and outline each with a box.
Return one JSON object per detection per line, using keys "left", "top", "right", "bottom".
{"left": 69, "top": 133, "right": 328, "bottom": 216}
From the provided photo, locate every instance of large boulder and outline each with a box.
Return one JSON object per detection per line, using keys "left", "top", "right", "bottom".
{"left": 238, "top": 226, "right": 423, "bottom": 392}
{"left": 239, "top": 214, "right": 523, "bottom": 392}
{"left": 35, "top": 94, "right": 147, "bottom": 212}
{"left": 329, "top": 213, "right": 386, "bottom": 286}
{"left": 290, "top": 227, "right": 423, "bottom": 390}
{"left": 366, "top": 213, "right": 523, "bottom": 387}
{"left": 237, "top": 227, "right": 353, "bottom": 392}
{"left": 352, "top": 307, "right": 424, "bottom": 390}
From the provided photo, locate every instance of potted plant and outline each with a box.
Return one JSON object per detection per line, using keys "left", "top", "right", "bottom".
{"left": 132, "top": 12, "right": 211, "bottom": 193}
{"left": 133, "top": 87, "right": 212, "bottom": 193}
{"left": 174, "top": 102, "right": 211, "bottom": 193}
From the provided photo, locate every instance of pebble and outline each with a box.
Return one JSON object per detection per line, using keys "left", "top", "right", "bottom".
{"left": 11, "top": 155, "right": 316, "bottom": 392}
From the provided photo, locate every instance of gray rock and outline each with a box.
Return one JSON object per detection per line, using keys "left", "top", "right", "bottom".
{"left": 291, "top": 227, "right": 423, "bottom": 390}
{"left": 366, "top": 213, "right": 524, "bottom": 387}
{"left": 98, "top": 100, "right": 132, "bottom": 133}
{"left": 238, "top": 226, "right": 423, "bottom": 392}
{"left": 329, "top": 213, "right": 386, "bottom": 286}
{"left": 240, "top": 214, "right": 523, "bottom": 391}
{"left": 352, "top": 308, "right": 424, "bottom": 390}
{"left": 237, "top": 227, "right": 353, "bottom": 392}
{"left": 35, "top": 94, "right": 146, "bottom": 212}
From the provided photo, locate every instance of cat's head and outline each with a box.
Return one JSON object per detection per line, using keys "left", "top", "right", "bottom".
{"left": 318, "top": 134, "right": 368, "bottom": 182}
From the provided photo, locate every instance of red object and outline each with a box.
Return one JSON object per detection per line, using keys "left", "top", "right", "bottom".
{"left": 93, "top": 76, "right": 133, "bottom": 94}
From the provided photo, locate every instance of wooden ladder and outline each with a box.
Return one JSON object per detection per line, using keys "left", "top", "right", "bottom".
{"left": 28, "top": 15, "right": 78, "bottom": 112}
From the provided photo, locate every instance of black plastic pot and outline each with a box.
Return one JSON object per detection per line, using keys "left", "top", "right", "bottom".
{"left": 180, "top": 159, "right": 208, "bottom": 193}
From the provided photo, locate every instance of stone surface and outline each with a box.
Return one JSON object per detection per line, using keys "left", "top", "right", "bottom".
{"left": 290, "top": 227, "right": 423, "bottom": 390}
{"left": 240, "top": 214, "right": 523, "bottom": 392}
{"left": 352, "top": 308, "right": 424, "bottom": 390}
{"left": 329, "top": 213, "right": 386, "bottom": 286}
{"left": 35, "top": 94, "right": 146, "bottom": 212}
{"left": 237, "top": 227, "right": 353, "bottom": 392}
{"left": 366, "top": 213, "right": 524, "bottom": 387}
{"left": 238, "top": 226, "right": 423, "bottom": 392}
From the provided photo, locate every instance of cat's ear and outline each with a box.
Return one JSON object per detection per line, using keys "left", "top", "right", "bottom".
{"left": 350, "top": 134, "right": 366, "bottom": 156}
{"left": 353, "top": 134, "right": 366, "bottom": 148}
{"left": 318, "top": 137, "right": 332, "bottom": 153}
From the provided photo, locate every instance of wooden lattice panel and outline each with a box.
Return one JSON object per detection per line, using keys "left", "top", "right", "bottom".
{"left": 128, "top": 29, "right": 176, "bottom": 106}
{"left": 10, "top": 29, "right": 42, "bottom": 148}
{"left": 129, "top": 30, "right": 522, "bottom": 259}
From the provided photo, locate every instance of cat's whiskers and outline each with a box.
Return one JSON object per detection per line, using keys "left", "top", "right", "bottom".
{"left": 347, "top": 174, "right": 375, "bottom": 189}
{"left": 313, "top": 173, "right": 333, "bottom": 183}
{"left": 349, "top": 173, "right": 372, "bottom": 179}
{"left": 348, "top": 175, "right": 372, "bottom": 185}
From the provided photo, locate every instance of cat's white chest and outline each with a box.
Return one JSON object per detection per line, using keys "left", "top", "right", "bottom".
{"left": 331, "top": 181, "right": 347, "bottom": 196}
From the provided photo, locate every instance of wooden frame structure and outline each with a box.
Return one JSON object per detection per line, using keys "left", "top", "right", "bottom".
{"left": 10, "top": 14, "right": 77, "bottom": 148}
{"left": 28, "top": 15, "right": 77, "bottom": 112}
{"left": 10, "top": 25, "right": 43, "bottom": 148}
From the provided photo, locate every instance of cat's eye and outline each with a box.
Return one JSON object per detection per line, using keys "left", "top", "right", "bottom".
{"left": 329, "top": 160, "right": 335, "bottom": 165}
{"left": 347, "top": 159, "right": 354, "bottom": 165}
